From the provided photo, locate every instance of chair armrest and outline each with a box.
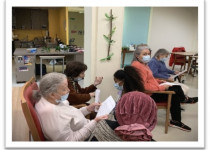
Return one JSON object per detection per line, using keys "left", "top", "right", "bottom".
{"left": 72, "top": 104, "right": 87, "bottom": 109}
{"left": 144, "top": 90, "right": 175, "bottom": 94}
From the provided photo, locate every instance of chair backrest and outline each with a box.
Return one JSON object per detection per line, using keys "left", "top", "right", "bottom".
{"left": 169, "top": 47, "right": 186, "bottom": 66}
{"left": 20, "top": 77, "right": 46, "bottom": 141}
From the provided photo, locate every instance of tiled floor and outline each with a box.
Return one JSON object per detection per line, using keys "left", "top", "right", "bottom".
{"left": 152, "top": 70, "right": 198, "bottom": 141}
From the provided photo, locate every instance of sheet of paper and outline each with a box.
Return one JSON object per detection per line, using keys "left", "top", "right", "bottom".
{"left": 171, "top": 69, "right": 187, "bottom": 79}
{"left": 96, "top": 96, "right": 116, "bottom": 117}
{"left": 94, "top": 89, "right": 100, "bottom": 112}
{"left": 95, "top": 89, "right": 100, "bottom": 103}
{"left": 160, "top": 82, "right": 176, "bottom": 86}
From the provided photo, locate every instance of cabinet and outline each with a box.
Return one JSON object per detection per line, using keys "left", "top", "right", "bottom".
{"left": 31, "top": 9, "right": 48, "bottom": 29}
{"left": 15, "top": 8, "right": 32, "bottom": 29}
{"left": 12, "top": 8, "right": 48, "bottom": 30}
{"left": 15, "top": 55, "right": 36, "bottom": 82}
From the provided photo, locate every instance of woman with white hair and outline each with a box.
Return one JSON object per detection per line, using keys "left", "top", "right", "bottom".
{"left": 148, "top": 48, "right": 198, "bottom": 100}
{"left": 131, "top": 45, "right": 193, "bottom": 132}
{"left": 148, "top": 48, "right": 178, "bottom": 81}
{"left": 33, "top": 72, "right": 108, "bottom": 141}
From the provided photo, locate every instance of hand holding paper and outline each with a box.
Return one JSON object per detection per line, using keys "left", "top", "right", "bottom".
{"left": 86, "top": 103, "right": 101, "bottom": 112}
{"left": 171, "top": 69, "right": 187, "bottom": 79}
{"left": 96, "top": 96, "right": 116, "bottom": 117}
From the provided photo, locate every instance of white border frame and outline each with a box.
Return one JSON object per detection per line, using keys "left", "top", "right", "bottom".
{"left": 6, "top": 0, "right": 204, "bottom": 148}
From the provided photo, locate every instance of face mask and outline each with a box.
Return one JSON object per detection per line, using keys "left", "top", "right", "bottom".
{"left": 55, "top": 93, "right": 69, "bottom": 103}
{"left": 142, "top": 55, "right": 151, "bottom": 63}
{"left": 74, "top": 77, "right": 83, "bottom": 82}
{"left": 160, "top": 57, "right": 168, "bottom": 62}
{"left": 114, "top": 83, "right": 123, "bottom": 91}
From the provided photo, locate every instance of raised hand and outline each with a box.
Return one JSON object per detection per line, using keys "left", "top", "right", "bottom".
{"left": 93, "top": 77, "right": 103, "bottom": 86}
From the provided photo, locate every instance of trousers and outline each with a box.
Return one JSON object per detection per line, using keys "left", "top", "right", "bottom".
{"left": 151, "top": 85, "right": 185, "bottom": 122}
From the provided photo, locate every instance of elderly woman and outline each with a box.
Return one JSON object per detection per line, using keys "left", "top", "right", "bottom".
{"left": 148, "top": 48, "right": 178, "bottom": 81}
{"left": 65, "top": 61, "right": 103, "bottom": 105}
{"left": 131, "top": 45, "right": 192, "bottom": 132}
{"left": 33, "top": 72, "right": 108, "bottom": 141}
{"left": 148, "top": 48, "right": 198, "bottom": 101}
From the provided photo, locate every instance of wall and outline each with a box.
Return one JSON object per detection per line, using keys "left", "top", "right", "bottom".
{"left": 48, "top": 7, "right": 68, "bottom": 44}
{"left": 121, "top": 7, "right": 198, "bottom": 67}
{"left": 84, "top": 7, "right": 124, "bottom": 101}
{"left": 58, "top": 7, "right": 68, "bottom": 45}
{"left": 148, "top": 7, "right": 198, "bottom": 58}
{"left": 13, "top": 29, "right": 47, "bottom": 41}
{"left": 68, "top": 12, "right": 84, "bottom": 47}
{"left": 48, "top": 8, "right": 60, "bottom": 41}
{"left": 122, "top": 7, "right": 151, "bottom": 67}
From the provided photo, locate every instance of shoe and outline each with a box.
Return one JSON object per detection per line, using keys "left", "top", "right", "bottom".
{"left": 191, "top": 97, "right": 198, "bottom": 101}
{"left": 180, "top": 107, "right": 185, "bottom": 111}
{"left": 169, "top": 120, "right": 191, "bottom": 132}
{"left": 184, "top": 97, "right": 198, "bottom": 104}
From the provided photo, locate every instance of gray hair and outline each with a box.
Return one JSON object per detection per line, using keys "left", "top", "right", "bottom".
{"left": 153, "top": 48, "right": 170, "bottom": 58}
{"left": 132, "top": 44, "right": 150, "bottom": 62}
{"left": 32, "top": 72, "right": 67, "bottom": 102}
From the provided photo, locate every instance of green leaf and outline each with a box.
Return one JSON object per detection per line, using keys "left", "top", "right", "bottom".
{"left": 105, "top": 13, "right": 111, "bottom": 20}
{"left": 100, "top": 58, "right": 107, "bottom": 61}
{"left": 103, "top": 35, "right": 111, "bottom": 43}
{"left": 111, "top": 27, "right": 116, "bottom": 35}
{"left": 110, "top": 40, "right": 116, "bottom": 44}
{"left": 100, "top": 53, "right": 114, "bottom": 62}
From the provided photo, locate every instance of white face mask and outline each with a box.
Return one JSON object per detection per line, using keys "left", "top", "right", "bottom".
{"left": 55, "top": 93, "right": 69, "bottom": 103}
{"left": 114, "top": 83, "right": 123, "bottom": 91}
{"left": 160, "top": 57, "right": 168, "bottom": 62}
{"left": 142, "top": 55, "right": 151, "bottom": 63}
{"left": 74, "top": 77, "right": 83, "bottom": 82}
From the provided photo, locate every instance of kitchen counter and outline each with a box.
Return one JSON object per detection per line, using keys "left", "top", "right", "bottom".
{"left": 14, "top": 48, "right": 83, "bottom": 56}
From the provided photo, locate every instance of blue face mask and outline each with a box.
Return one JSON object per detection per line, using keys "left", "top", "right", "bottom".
{"left": 74, "top": 77, "right": 83, "bottom": 82}
{"left": 160, "top": 57, "right": 168, "bottom": 62}
{"left": 142, "top": 55, "right": 151, "bottom": 63}
{"left": 56, "top": 93, "right": 69, "bottom": 103}
{"left": 114, "top": 83, "right": 123, "bottom": 91}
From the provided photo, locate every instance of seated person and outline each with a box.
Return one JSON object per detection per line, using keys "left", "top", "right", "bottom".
{"left": 65, "top": 61, "right": 103, "bottom": 105}
{"left": 115, "top": 91, "right": 157, "bottom": 141}
{"left": 33, "top": 72, "right": 112, "bottom": 141}
{"left": 113, "top": 66, "right": 145, "bottom": 101}
{"left": 148, "top": 48, "right": 197, "bottom": 100}
{"left": 131, "top": 45, "right": 194, "bottom": 132}
{"left": 148, "top": 48, "right": 178, "bottom": 81}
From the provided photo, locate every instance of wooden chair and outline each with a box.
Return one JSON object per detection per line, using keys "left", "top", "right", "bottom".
{"left": 145, "top": 90, "right": 175, "bottom": 134}
{"left": 20, "top": 77, "right": 46, "bottom": 141}
{"left": 20, "top": 77, "right": 93, "bottom": 141}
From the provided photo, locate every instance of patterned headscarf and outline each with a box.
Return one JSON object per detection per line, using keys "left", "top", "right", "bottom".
{"left": 115, "top": 91, "right": 157, "bottom": 141}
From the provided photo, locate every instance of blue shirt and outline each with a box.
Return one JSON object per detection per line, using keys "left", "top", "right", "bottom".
{"left": 148, "top": 57, "right": 175, "bottom": 79}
